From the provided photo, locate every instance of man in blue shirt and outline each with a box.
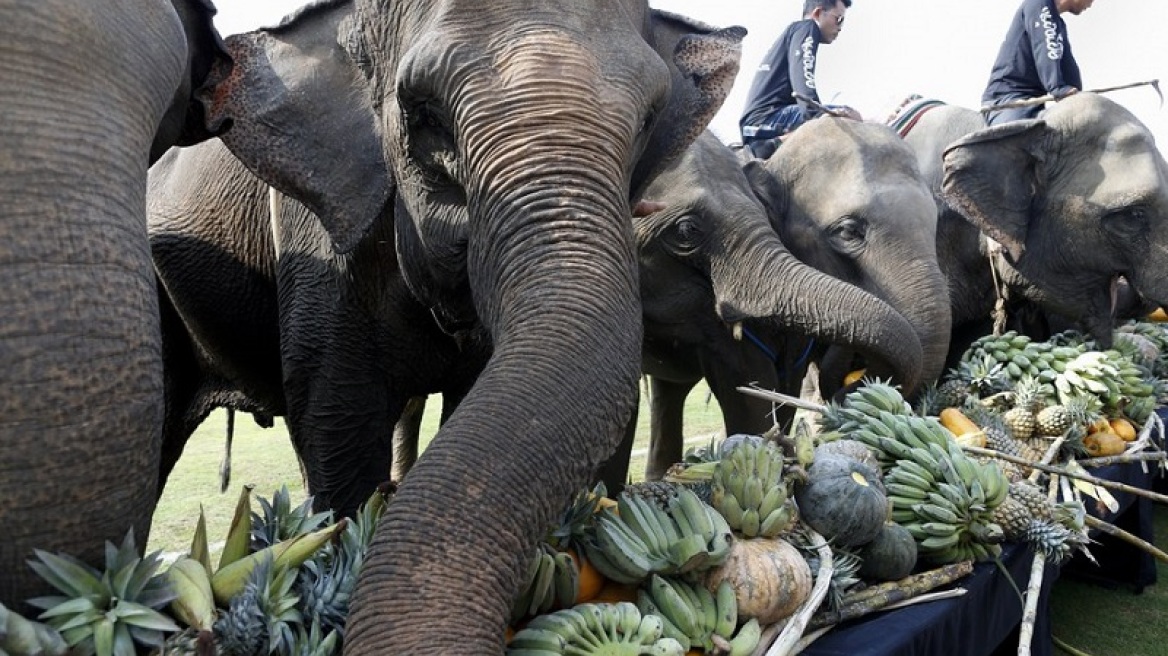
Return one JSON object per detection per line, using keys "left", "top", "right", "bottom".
{"left": 738, "top": 0, "right": 859, "bottom": 157}
{"left": 982, "top": 0, "right": 1094, "bottom": 126}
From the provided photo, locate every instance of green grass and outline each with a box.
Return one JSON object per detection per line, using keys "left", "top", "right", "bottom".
{"left": 150, "top": 386, "right": 1168, "bottom": 655}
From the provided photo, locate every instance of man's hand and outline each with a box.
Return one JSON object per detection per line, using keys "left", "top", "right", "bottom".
{"left": 835, "top": 106, "right": 863, "bottom": 120}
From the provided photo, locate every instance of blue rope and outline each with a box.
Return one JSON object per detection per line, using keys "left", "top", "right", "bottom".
{"left": 740, "top": 326, "right": 816, "bottom": 377}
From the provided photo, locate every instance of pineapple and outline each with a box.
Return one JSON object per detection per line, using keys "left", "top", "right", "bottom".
{"left": 251, "top": 485, "right": 333, "bottom": 552}
{"left": 214, "top": 557, "right": 302, "bottom": 656}
{"left": 991, "top": 496, "right": 1033, "bottom": 541}
{"left": 1001, "top": 407, "right": 1037, "bottom": 440}
{"left": 1007, "top": 482, "right": 1054, "bottom": 521}
{"left": 960, "top": 355, "right": 1009, "bottom": 398}
{"left": 622, "top": 480, "right": 682, "bottom": 510}
{"left": 1034, "top": 405, "right": 1072, "bottom": 437}
{"left": 547, "top": 482, "right": 608, "bottom": 552}
{"left": 933, "top": 377, "right": 971, "bottom": 410}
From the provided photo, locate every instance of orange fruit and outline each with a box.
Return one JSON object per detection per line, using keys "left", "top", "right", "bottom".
{"left": 844, "top": 368, "right": 867, "bottom": 386}
{"left": 505, "top": 626, "right": 515, "bottom": 644}
{"left": 1110, "top": 418, "right": 1138, "bottom": 442}
{"left": 567, "top": 549, "right": 606, "bottom": 603}
{"left": 592, "top": 580, "right": 639, "bottom": 603}
{"left": 1148, "top": 307, "right": 1168, "bottom": 322}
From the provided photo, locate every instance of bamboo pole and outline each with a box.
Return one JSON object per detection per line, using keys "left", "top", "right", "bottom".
{"left": 1076, "top": 452, "right": 1168, "bottom": 468}
{"left": 963, "top": 445, "right": 1168, "bottom": 505}
{"left": 1017, "top": 476, "right": 1058, "bottom": 655}
{"left": 1083, "top": 514, "right": 1168, "bottom": 565}
{"left": 809, "top": 561, "right": 974, "bottom": 629}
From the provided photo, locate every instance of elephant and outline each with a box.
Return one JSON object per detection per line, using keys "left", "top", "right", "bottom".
{"left": 0, "top": 0, "right": 229, "bottom": 607}
{"left": 149, "top": 135, "right": 491, "bottom": 507}
{"left": 639, "top": 119, "right": 949, "bottom": 479}
{"left": 901, "top": 93, "right": 1168, "bottom": 360}
{"left": 189, "top": 3, "right": 747, "bottom": 650}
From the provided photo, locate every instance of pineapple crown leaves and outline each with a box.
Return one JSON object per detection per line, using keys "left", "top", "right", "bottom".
{"left": 250, "top": 486, "right": 333, "bottom": 552}
{"left": 217, "top": 556, "right": 303, "bottom": 656}
{"left": 546, "top": 482, "right": 607, "bottom": 551}
{"left": 289, "top": 618, "right": 340, "bottom": 656}
{"left": 26, "top": 529, "right": 180, "bottom": 655}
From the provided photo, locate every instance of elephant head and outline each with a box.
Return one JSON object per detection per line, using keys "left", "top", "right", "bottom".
{"left": 942, "top": 93, "right": 1168, "bottom": 346}
{"left": 199, "top": 0, "right": 744, "bottom": 651}
{"left": 0, "top": 0, "right": 228, "bottom": 607}
{"left": 636, "top": 130, "right": 926, "bottom": 417}
{"left": 745, "top": 118, "right": 951, "bottom": 393}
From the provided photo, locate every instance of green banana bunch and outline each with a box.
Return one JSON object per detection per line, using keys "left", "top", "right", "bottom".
{"left": 635, "top": 576, "right": 760, "bottom": 656}
{"left": 710, "top": 439, "right": 795, "bottom": 538}
{"left": 508, "top": 602, "right": 685, "bottom": 655}
{"left": 583, "top": 487, "right": 733, "bottom": 585}
{"left": 960, "top": 331, "right": 1076, "bottom": 386}
{"left": 0, "top": 602, "right": 68, "bottom": 656}
{"left": 511, "top": 545, "right": 580, "bottom": 623}
{"left": 165, "top": 557, "right": 217, "bottom": 632}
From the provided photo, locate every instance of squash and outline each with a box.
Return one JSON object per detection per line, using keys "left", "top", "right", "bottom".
{"left": 1109, "top": 418, "right": 1138, "bottom": 442}
{"left": 939, "top": 408, "right": 985, "bottom": 447}
{"left": 1084, "top": 431, "right": 1126, "bottom": 457}
{"left": 703, "top": 537, "right": 812, "bottom": 624}
{"left": 814, "top": 440, "right": 881, "bottom": 475}
{"left": 857, "top": 522, "right": 918, "bottom": 581}
{"left": 795, "top": 455, "right": 888, "bottom": 547}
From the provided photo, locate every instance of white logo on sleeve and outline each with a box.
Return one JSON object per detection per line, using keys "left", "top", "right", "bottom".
{"left": 800, "top": 36, "right": 817, "bottom": 89}
{"left": 1036, "top": 6, "right": 1064, "bottom": 60}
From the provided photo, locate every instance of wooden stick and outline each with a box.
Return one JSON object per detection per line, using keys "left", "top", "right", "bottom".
{"left": 791, "top": 92, "right": 849, "bottom": 118}
{"left": 963, "top": 445, "right": 1168, "bottom": 505}
{"left": 1027, "top": 434, "right": 1067, "bottom": 484}
{"left": 1017, "top": 476, "right": 1057, "bottom": 655}
{"left": 1083, "top": 514, "right": 1168, "bottom": 565}
{"left": 737, "top": 385, "right": 828, "bottom": 414}
{"left": 811, "top": 561, "right": 974, "bottom": 629}
{"left": 1076, "top": 452, "right": 1168, "bottom": 468}
{"left": 765, "top": 529, "right": 833, "bottom": 656}
{"left": 979, "top": 79, "right": 1161, "bottom": 112}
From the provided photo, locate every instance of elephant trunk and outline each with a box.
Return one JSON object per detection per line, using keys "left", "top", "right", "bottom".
{"left": 346, "top": 153, "right": 641, "bottom": 651}
{"left": 861, "top": 256, "right": 952, "bottom": 393}
{"left": 711, "top": 224, "right": 925, "bottom": 393}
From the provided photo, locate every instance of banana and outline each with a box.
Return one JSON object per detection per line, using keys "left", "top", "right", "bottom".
{"left": 553, "top": 550, "right": 579, "bottom": 610}
{"left": 901, "top": 522, "right": 930, "bottom": 541}
{"left": 511, "top": 549, "right": 543, "bottom": 623}
{"left": 920, "top": 521, "right": 958, "bottom": 537}
{"left": 651, "top": 502, "right": 683, "bottom": 548}
{"left": 925, "top": 492, "right": 963, "bottom": 518}
{"left": 727, "top": 618, "right": 762, "bottom": 656}
{"left": 211, "top": 519, "right": 343, "bottom": 606}
{"left": 616, "top": 602, "right": 644, "bottom": 640}
{"left": 530, "top": 551, "right": 558, "bottom": 616}
{"left": 673, "top": 488, "right": 715, "bottom": 542}
{"left": 742, "top": 477, "right": 765, "bottom": 513}
{"left": 884, "top": 482, "right": 929, "bottom": 501}
{"left": 713, "top": 579, "right": 738, "bottom": 639}
{"left": 669, "top": 498, "right": 697, "bottom": 539}
{"left": 877, "top": 436, "right": 916, "bottom": 461}
{"left": 637, "top": 589, "right": 692, "bottom": 650}
{"left": 894, "top": 458, "right": 937, "bottom": 487}
{"left": 693, "top": 582, "right": 719, "bottom": 636}
{"left": 582, "top": 541, "right": 636, "bottom": 585}
{"left": 635, "top": 613, "right": 668, "bottom": 646}
{"left": 165, "top": 557, "right": 216, "bottom": 631}
{"left": 968, "top": 478, "right": 987, "bottom": 508}
{"left": 885, "top": 469, "right": 934, "bottom": 493}
{"left": 740, "top": 508, "right": 761, "bottom": 538}
{"left": 759, "top": 503, "right": 794, "bottom": 538}
{"left": 217, "top": 483, "right": 254, "bottom": 571}
{"left": 919, "top": 532, "right": 961, "bottom": 551}
{"left": 527, "top": 611, "right": 586, "bottom": 644}
{"left": 592, "top": 516, "right": 654, "bottom": 583}
{"left": 756, "top": 485, "right": 787, "bottom": 522}
{"left": 890, "top": 509, "right": 919, "bottom": 524}
{"left": 908, "top": 447, "right": 943, "bottom": 477}
{"left": 913, "top": 503, "right": 959, "bottom": 525}
{"left": 508, "top": 627, "right": 566, "bottom": 653}
{"left": 649, "top": 575, "right": 701, "bottom": 638}
{"left": 717, "top": 493, "right": 746, "bottom": 529}
{"left": 619, "top": 494, "right": 663, "bottom": 555}
{"left": 668, "top": 533, "right": 710, "bottom": 573}
{"left": 936, "top": 482, "right": 972, "bottom": 510}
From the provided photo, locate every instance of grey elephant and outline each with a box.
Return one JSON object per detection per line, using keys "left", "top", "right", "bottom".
{"left": 0, "top": 0, "right": 229, "bottom": 606}
{"left": 192, "top": 2, "right": 744, "bottom": 650}
{"left": 902, "top": 93, "right": 1168, "bottom": 358}
{"left": 639, "top": 119, "right": 950, "bottom": 478}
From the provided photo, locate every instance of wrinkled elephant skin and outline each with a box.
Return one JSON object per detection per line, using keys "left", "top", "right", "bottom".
{"left": 0, "top": 0, "right": 228, "bottom": 607}
{"left": 200, "top": 1, "right": 745, "bottom": 652}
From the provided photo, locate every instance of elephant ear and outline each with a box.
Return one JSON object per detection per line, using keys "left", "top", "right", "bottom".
{"left": 633, "top": 11, "right": 746, "bottom": 194}
{"left": 150, "top": 0, "right": 232, "bottom": 163}
{"left": 941, "top": 119, "right": 1048, "bottom": 261}
{"left": 200, "top": 3, "right": 389, "bottom": 254}
{"left": 741, "top": 158, "right": 789, "bottom": 228}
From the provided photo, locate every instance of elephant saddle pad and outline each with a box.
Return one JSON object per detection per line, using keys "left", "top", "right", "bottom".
{"left": 885, "top": 95, "right": 947, "bottom": 139}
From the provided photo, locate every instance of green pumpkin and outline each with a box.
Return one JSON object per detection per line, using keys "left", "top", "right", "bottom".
{"left": 795, "top": 455, "right": 887, "bottom": 547}
{"left": 858, "top": 522, "right": 919, "bottom": 581}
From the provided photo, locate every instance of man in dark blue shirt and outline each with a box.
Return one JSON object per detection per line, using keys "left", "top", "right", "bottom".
{"left": 738, "top": 0, "right": 858, "bottom": 157}
{"left": 982, "top": 0, "right": 1094, "bottom": 126}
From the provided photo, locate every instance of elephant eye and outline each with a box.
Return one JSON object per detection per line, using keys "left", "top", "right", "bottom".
{"left": 828, "top": 216, "right": 867, "bottom": 255}
{"left": 403, "top": 99, "right": 458, "bottom": 187}
{"left": 666, "top": 215, "right": 705, "bottom": 255}
{"left": 1102, "top": 205, "right": 1150, "bottom": 240}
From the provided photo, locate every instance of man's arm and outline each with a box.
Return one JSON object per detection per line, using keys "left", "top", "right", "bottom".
{"left": 1025, "top": 0, "right": 1078, "bottom": 97}
{"left": 787, "top": 22, "right": 822, "bottom": 116}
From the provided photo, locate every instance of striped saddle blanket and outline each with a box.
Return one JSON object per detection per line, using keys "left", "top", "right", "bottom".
{"left": 885, "top": 95, "right": 947, "bottom": 138}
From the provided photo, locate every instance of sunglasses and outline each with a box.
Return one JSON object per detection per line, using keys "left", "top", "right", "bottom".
{"left": 824, "top": 11, "right": 845, "bottom": 26}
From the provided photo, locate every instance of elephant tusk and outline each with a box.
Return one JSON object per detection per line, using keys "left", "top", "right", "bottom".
{"left": 731, "top": 321, "right": 743, "bottom": 341}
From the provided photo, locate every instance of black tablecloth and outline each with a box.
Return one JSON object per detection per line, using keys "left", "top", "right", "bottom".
{"left": 801, "top": 460, "right": 1158, "bottom": 656}
{"left": 801, "top": 543, "right": 1058, "bottom": 656}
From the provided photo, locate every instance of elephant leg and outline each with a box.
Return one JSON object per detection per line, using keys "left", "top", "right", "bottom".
{"left": 391, "top": 396, "right": 425, "bottom": 482}
{"left": 646, "top": 376, "right": 696, "bottom": 480}
{"left": 157, "top": 285, "right": 205, "bottom": 497}
{"left": 594, "top": 385, "right": 639, "bottom": 493}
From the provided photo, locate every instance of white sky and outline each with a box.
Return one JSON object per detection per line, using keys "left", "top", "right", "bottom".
{"left": 213, "top": 1, "right": 1167, "bottom": 146}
